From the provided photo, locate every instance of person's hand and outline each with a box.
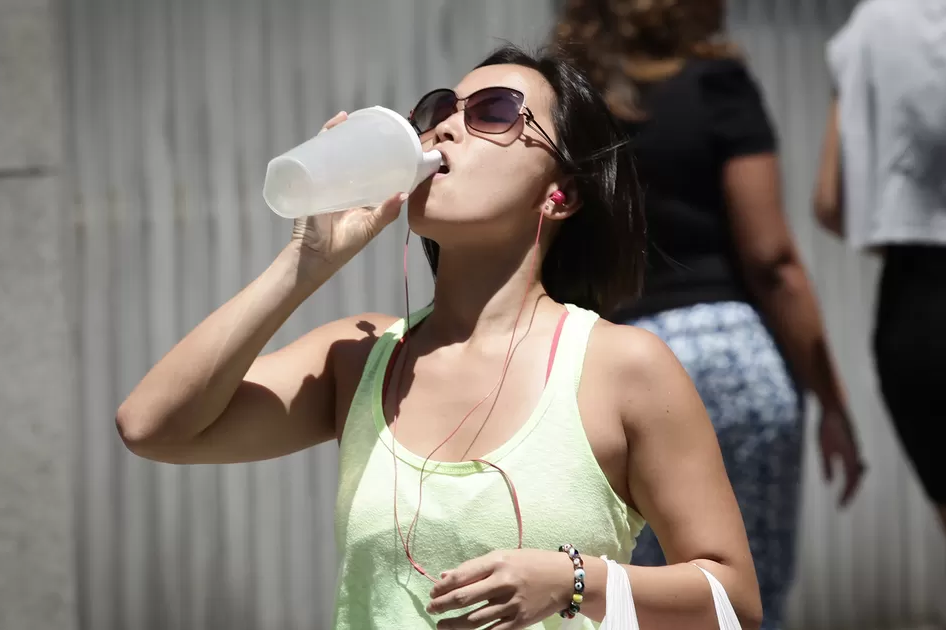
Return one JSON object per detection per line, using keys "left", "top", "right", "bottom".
{"left": 819, "top": 406, "right": 866, "bottom": 507}
{"left": 426, "top": 549, "right": 575, "bottom": 629}
{"left": 290, "top": 111, "right": 407, "bottom": 274}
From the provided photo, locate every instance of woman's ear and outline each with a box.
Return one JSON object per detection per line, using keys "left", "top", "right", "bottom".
{"left": 543, "top": 178, "right": 583, "bottom": 221}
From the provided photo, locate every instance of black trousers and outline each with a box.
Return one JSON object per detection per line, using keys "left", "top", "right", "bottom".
{"left": 873, "top": 245, "right": 946, "bottom": 504}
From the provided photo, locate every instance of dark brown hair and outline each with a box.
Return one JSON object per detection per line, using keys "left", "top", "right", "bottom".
{"left": 553, "top": 0, "right": 739, "bottom": 119}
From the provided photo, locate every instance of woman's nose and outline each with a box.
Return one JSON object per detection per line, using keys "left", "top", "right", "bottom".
{"left": 434, "top": 110, "right": 463, "bottom": 144}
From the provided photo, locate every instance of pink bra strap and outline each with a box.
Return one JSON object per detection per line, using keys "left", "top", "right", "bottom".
{"left": 546, "top": 311, "right": 569, "bottom": 385}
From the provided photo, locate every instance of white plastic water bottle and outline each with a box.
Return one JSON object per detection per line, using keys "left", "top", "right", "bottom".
{"left": 262, "top": 106, "right": 443, "bottom": 218}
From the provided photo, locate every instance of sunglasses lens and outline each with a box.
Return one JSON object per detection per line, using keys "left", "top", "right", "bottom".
{"left": 466, "top": 88, "right": 523, "bottom": 134}
{"left": 411, "top": 90, "right": 457, "bottom": 135}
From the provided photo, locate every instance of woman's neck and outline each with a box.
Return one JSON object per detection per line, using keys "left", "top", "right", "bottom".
{"left": 422, "top": 241, "right": 549, "bottom": 346}
{"left": 620, "top": 55, "right": 686, "bottom": 82}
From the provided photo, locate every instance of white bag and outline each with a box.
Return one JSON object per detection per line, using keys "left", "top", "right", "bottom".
{"left": 562, "top": 558, "right": 742, "bottom": 630}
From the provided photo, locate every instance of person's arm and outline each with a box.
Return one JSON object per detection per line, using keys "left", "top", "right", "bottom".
{"left": 814, "top": 98, "right": 844, "bottom": 237}
{"left": 116, "top": 111, "right": 406, "bottom": 465}
{"left": 698, "top": 60, "right": 862, "bottom": 504}
{"left": 725, "top": 153, "right": 844, "bottom": 410}
{"left": 115, "top": 243, "right": 379, "bottom": 465}
{"left": 426, "top": 327, "right": 762, "bottom": 630}
{"left": 580, "top": 327, "right": 763, "bottom": 629}
{"left": 724, "top": 153, "right": 863, "bottom": 504}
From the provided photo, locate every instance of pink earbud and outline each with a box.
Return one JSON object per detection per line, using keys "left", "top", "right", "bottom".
{"left": 550, "top": 190, "right": 566, "bottom": 205}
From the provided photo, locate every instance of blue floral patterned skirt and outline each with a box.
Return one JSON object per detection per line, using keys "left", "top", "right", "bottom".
{"left": 626, "top": 301, "right": 803, "bottom": 630}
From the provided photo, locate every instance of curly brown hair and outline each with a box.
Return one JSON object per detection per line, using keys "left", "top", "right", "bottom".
{"left": 553, "top": 0, "right": 739, "bottom": 119}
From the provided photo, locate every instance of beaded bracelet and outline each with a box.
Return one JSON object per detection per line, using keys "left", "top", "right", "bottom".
{"left": 558, "top": 544, "right": 585, "bottom": 619}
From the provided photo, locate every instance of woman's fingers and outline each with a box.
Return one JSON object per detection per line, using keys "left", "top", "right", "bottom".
{"left": 436, "top": 602, "right": 513, "bottom": 630}
{"left": 319, "top": 111, "right": 348, "bottom": 134}
{"left": 428, "top": 573, "right": 501, "bottom": 616}
{"left": 372, "top": 192, "right": 409, "bottom": 228}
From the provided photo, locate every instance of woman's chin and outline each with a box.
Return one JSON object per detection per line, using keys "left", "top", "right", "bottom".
{"left": 406, "top": 193, "right": 456, "bottom": 234}
{"left": 405, "top": 209, "right": 445, "bottom": 240}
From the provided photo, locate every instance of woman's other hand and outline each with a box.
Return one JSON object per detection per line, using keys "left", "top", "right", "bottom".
{"left": 819, "top": 405, "right": 867, "bottom": 507}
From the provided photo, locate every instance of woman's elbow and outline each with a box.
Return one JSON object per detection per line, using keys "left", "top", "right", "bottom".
{"left": 115, "top": 402, "right": 176, "bottom": 460}
{"left": 741, "top": 590, "right": 764, "bottom": 630}
{"left": 116, "top": 399, "right": 142, "bottom": 441}
{"left": 740, "top": 249, "right": 802, "bottom": 295}
{"left": 725, "top": 563, "right": 763, "bottom": 630}
{"left": 737, "top": 556, "right": 764, "bottom": 630}
{"left": 115, "top": 404, "right": 156, "bottom": 457}
{"left": 694, "top": 559, "right": 763, "bottom": 630}
{"left": 813, "top": 196, "right": 844, "bottom": 237}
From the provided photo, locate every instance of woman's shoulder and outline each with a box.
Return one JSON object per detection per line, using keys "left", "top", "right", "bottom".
{"left": 691, "top": 56, "right": 761, "bottom": 95}
{"left": 321, "top": 311, "right": 401, "bottom": 377}
{"left": 331, "top": 311, "right": 402, "bottom": 339}
{"left": 586, "top": 319, "right": 683, "bottom": 393}
{"left": 584, "top": 319, "right": 703, "bottom": 432}
{"left": 689, "top": 56, "right": 777, "bottom": 154}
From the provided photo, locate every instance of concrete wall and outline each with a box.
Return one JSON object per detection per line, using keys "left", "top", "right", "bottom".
{"left": 0, "top": 0, "right": 77, "bottom": 628}
{"left": 1, "top": 1, "right": 943, "bottom": 629}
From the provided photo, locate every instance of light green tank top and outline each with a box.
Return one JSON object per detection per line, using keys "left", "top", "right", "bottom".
{"left": 332, "top": 304, "right": 645, "bottom": 629}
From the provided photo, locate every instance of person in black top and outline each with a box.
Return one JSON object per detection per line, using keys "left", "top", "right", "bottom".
{"left": 554, "top": 2, "right": 865, "bottom": 628}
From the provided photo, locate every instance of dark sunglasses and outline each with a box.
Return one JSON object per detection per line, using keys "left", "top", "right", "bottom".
{"left": 408, "top": 86, "right": 571, "bottom": 166}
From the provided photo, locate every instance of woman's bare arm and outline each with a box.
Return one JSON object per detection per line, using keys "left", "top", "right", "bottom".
{"left": 813, "top": 98, "right": 844, "bottom": 237}
{"left": 116, "top": 111, "right": 406, "bottom": 465}
{"left": 116, "top": 244, "right": 374, "bottom": 464}
{"left": 723, "top": 151, "right": 863, "bottom": 504}
{"left": 723, "top": 152, "right": 847, "bottom": 413}
{"left": 579, "top": 326, "right": 763, "bottom": 629}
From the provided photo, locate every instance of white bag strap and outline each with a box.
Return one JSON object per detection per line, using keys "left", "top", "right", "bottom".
{"left": 691, "top": 564, "right": 742, "bottom": 630}
{"left": 563, "top": 558, "right": 743, "bottom": 630}
{"left": 561, "top": 557, "right": 640, "bottom": 630}
{"left": 600, "top": 557, "right": 640, "bottom": 629}
{"left": 562, "top": 556, "right": 742, "bottom": 630}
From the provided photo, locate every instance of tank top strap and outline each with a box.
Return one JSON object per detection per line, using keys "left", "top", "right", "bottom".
{"left": 342, "top": 305, "right": 434, "bottom": 446}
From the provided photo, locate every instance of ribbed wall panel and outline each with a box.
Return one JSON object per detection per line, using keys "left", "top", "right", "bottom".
{"left": 64, "top": 1, "right": 946, "bottom": 628}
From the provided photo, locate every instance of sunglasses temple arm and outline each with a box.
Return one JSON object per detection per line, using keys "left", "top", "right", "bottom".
{"left": 527, "top": 118, "right": 572, "bottom": 166}
{"left": 522, "top": 109, "right": 572, "bottom": 165}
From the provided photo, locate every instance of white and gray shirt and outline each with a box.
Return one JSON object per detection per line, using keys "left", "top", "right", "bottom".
{"left": 828, "top": 0, "right": 946, "bottom": 250}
